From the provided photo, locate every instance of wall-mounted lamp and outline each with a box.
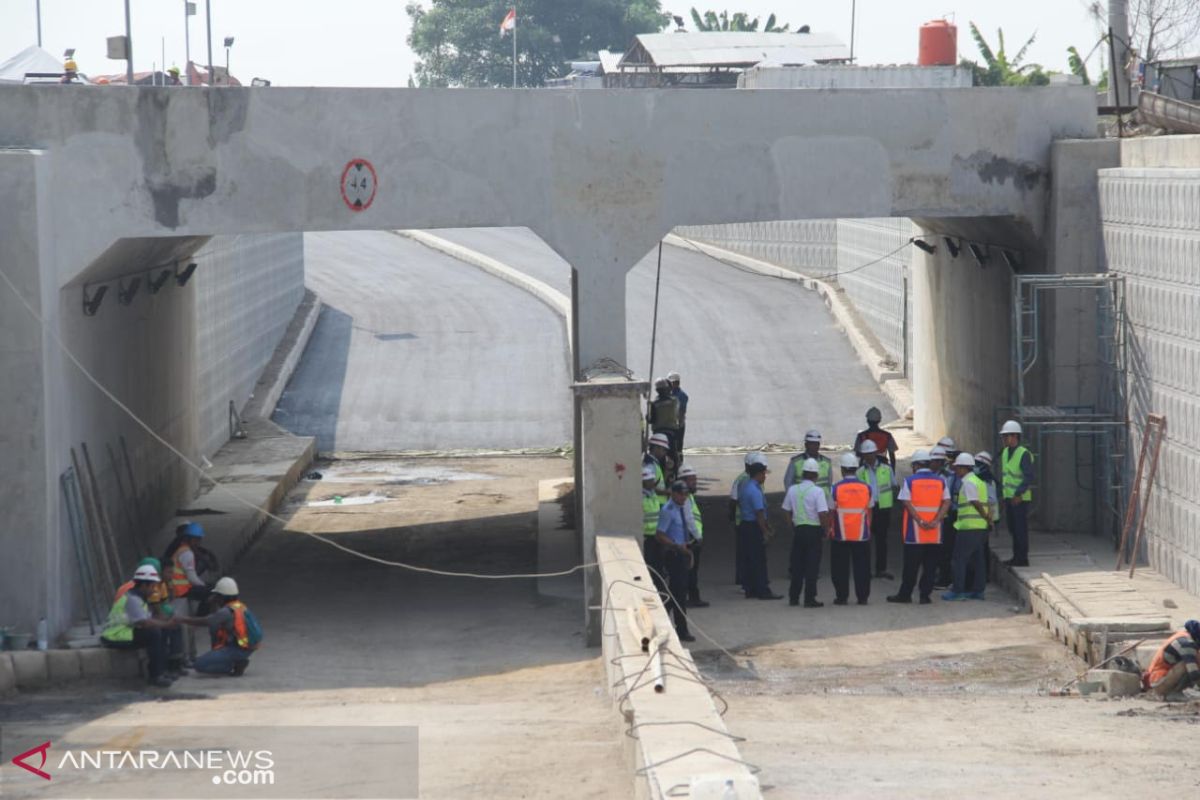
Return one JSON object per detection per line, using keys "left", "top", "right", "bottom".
{"left": 912, "top": 238, "right": 937, "bottom": 255}
{"left": 942, "top": 237, "right": 960, "bottom": 258}
{"left": 82, "top": 284, "right": 108, "bottom": 316}
{"left": 117, "top": 277, "right": 141, "bottom": 305}
{"left": 148, "top": 268, "right": 173, "bottom": 293}
{"left": 175, "top": 262, "right": 198, "bottom": 286}
{"left": 968, "top": 243, "right": 989, "bottom": 267}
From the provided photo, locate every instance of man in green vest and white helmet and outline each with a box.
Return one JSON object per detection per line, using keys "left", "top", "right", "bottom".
{"left": 101, "top": 564, "right": 182, "bottom": 687}
{"left": 857, "top": 439, "right": 898, "bottom": 580}
{"left": 784, "top": 430, "right": 832, "bottom": 502}
{"left": 999, "top": 419, "right": 1035, "bottom": 567}
{"left": 942, "top": 453, "right": 992, "bottom": 600}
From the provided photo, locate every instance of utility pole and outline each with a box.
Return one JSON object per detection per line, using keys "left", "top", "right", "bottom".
{"left": 512, "top": 1, "right": 518, "bottom": 88}
{"left": 849, "top": 0, "right": 857, "bottom": 63}
{"left": 35, "top": 0, "right": 42, "bottom": 47}
{"left": 205, "top": 0, "right": 214, "bottom": 84}
{"left": 124, "top": 0, "right": 134, "bottom": 84}
{"left": 1108, "top": 0, "right": 1131, "bottom": 107}
{"left": 184, "top": 0, "right": 193, "bottom": 85}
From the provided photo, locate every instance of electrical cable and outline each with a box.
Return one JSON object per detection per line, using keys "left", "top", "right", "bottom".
{"left": 672, "top": 232, "right": 914, "bottom": 282}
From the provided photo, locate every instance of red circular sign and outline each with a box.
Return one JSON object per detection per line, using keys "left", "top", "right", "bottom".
{"left": 340, "top": 158, "right": 378, "bottom": 212}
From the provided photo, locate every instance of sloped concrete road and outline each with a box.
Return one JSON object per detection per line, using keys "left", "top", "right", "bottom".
{"left": 278, "top": 228, "right": 888, "bottom": 453}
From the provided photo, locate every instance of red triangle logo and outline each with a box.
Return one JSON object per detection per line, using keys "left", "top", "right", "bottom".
{"left": 12, "top": 741, "right": 52, "bottom": 781}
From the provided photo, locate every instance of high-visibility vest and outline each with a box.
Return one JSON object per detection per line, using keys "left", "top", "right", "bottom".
{"left": 731, "top": 473, "right": 749, "bottom": 524}
{"left": 687, "top": 495, "right": 703, "bottom": 540}
{"left": 902, "top": 473, "right": 945, "bottom": 545}
{"left": 642, "top": 491, "right": 662, "bottom": 537}
{"left": 1144, "top": 630, "right": 1194, "bottom": 685}
{"left": 859, "top": 429, "right": 893, "bottom": 458}
{"left": 814, "top": 456, "right": 832, "bottom": 499}
{"left": 791, "top": 482, "right": 823, "bottom": 527}
{"left": 954, "top": 473, "right": 990, "bottom": 531}
{"left": 978, "top": 471, "right": 1001, "bottom": 523}
{"left": 856, "top": 462, "right": 895, "bottom": 509}
{"left": 650, "top": 396, "right": 681, "bottom": 431}
{"left": 168, "top": 543, "right": 194, "bottom": 598}
{"left": 832, "top": 479, "right": 871, "bottom": 542}
{"left": 101, "top": 594, "right": 135, "bottom": 642}
{"left": 214, "top": 600, "right": 252, "bottom": 650}
{"left": 1001, "top": 445, "right": 1034, "bottom": 501}
{"left": 786, "top": 453, "right": 831, "bottom": 495}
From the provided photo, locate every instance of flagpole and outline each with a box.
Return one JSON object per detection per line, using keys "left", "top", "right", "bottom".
{"left": 512, "top": 2, "right": 517, "bottom": 88}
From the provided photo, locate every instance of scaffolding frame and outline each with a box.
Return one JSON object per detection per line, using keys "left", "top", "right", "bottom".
{"left": 1000, "top": 273, "right": 1128, "bottom": 541}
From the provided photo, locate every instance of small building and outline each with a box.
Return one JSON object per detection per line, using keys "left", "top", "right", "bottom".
{"left": 608, "top": 31, "right": 850, "bottom": 88}
{"left": 1143, "top": 57, "right": 1200, "bottom": 102}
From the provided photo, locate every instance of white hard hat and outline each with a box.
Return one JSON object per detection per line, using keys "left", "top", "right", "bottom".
{"left": 839, "top": 452, "right": 859, "bottom": 470}
{"left": 953, "top": 452, "right": 976, "bottom": 467}
{"left": 213, "top": 576, "right": 239, "bottom": 596}
{"left": 804, "top": 429, "right": 822, "bottom": 443}
{"left": 642, "top": 466, "right": 657, "bottom": 481}
{"left": 1000, "top": 420, "right": 1023, "bottom": 435}
{"left": 975, "top": 451, "right": 993, "bottom": 465}
{"left": 929, "top": 445, "right": 947, "bottom": 459}
{"left": 911, "top": 448, "right": 931, "bottom": 463}
{"left": 678, "top": 465, "right": 696, "bottom": 478}
{"left": 654, "top": 377, "right": 670, "bottom": 390}
{"left": 802, "top": 457, "right": 820, "bottom": 473}
{"left": 648, "top": 433, "right": 670, "bottom": 448}
{"left": 666, "top": 371, "right": 680, "bottom": 382}
{"left": 859, "top": 440, "right": 878, "bottom": 455}
{"left": 747, "top": 452, "right": 768, "bottom": 467}
{"left": 937, "top": 436, "right": 956, "bottom": 450}
{"left": 132, "top": 564, "right": 160, "bottom": 582}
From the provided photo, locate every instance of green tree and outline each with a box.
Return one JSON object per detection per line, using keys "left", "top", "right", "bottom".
{"left": 407, "top": 0, "right": 668, "bottom": 87}
{"left": 688, "top": 8, "right": 789, "bottom": 31}
{"left": 1067, "top": 45, "right": 1091, "bottom": 84}
{"left": 962, "top": 22, "right": 1049, "bottom": 86}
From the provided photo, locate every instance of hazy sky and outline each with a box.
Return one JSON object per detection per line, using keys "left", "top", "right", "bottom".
{"left": 2, "top": 0, "right": 1108, "bottom": 86}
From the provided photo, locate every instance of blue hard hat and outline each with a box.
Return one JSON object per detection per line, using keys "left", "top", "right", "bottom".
{"left": 182, "top": 521, "right": 204, "bottom": 538}
{"left": 1186, "top": 619, "right": 1200, "bottom": 644}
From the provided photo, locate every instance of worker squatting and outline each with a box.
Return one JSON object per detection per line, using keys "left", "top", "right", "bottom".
{"left": 99, "top": 522, "right": 263, "bottom": 688}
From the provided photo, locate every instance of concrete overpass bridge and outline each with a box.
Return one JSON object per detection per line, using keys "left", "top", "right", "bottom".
{"left": 0, "top": 84, "right": 1097, "bottom": 640}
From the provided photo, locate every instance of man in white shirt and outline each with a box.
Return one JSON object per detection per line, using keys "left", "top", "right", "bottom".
{"left": 781, "top": 458, "right": 831, "bottom": 608}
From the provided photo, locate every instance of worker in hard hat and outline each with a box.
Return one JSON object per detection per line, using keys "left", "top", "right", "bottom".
{"left": 654, "top": 481, "right": 698, "bottom": 642}
{"left": 648, "top": 377, "right": 683, "bottom": 463}
{"left": 730, "top": 452, "right": 766, "bottom": 587}
{"left": 781, "top": 457, "right": 830, "bottom": 607}
{"left": 644, "top": 432, "right": 673, "bottom": 496}
{"left": 181, "top": 577, "right": 262, "bottom": 676}
{"left": 60, "top": 58, "right": 78, "bottom": 84}
{"left": 974, "top": 451, "right": 1001, "bottom": 583}
{"left": 831, "top": 453, "right": 872, "bottom": 605}
{"left": 642, "top": 465, "right": 665, "bottom": 588}
{"left": 857, "top": 440, "right": 898, "bottom": 580}
{"left": 163, "top": 522, "right": 212, "bottom": 605}
{"left": 667, "top": 371, "right": 688, "bottom": 454}
{"left": 854, "top": 407, "right": 897, "bottom": 469}
{"left": 166, "top": 65, "right": 182, "bottom": 85}
{"left": 738, "top": 458, "right": 780, "bottom": 600}
{"left": 784, "top": 430, "right": 832, "bottom": 503}
{"left": 928, "top": 444, "right": 956, "bottom": 588}
{"left": 101, "top": 564, "right": 182, "bottom": 687}
{"left": 999, "top": 420, "right": 1035, "bottom": 567}
{"left": 887, "top": 449, "right": 951, "bottom": 605}
{"left": 942, "top": 453, "right": 991, "bottom": 601}
{"left": 1142, "top": 620, "right": 1200, "bottom": 700}
{"left": 678, "top": 465, "right": 708, "bottom": 608}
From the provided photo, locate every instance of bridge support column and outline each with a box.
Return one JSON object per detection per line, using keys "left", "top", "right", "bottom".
{"left": 571, "top": 266, "right": 646, "bottom": 646}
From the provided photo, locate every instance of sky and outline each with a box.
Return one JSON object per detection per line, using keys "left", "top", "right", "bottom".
{"left": 1, "top": 0, "right": 1108, "bottom": 86}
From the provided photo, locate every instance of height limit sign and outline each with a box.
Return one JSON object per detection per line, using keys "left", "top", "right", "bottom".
{"left": 340, "top": 158, "right": 377, "bottom": 212}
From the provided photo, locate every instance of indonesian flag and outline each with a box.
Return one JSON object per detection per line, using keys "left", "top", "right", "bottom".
{"left": 500, "top": 8, "right": 516, "bottom": 36}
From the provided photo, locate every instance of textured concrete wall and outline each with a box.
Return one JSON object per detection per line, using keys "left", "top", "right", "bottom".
{"left": 1101, "top": 165, "right": 1200, "bottom": 594}
{"left": 194, "top": 234, "right": 305, "bottom": 457}
{"left": 836, "top": 218, "right": 914, "bottom": 370}
{"left": 674, "top": 220, "right": 838, "bottom": 277}
{"left": 740, "top": 64, "right": 973, "bottom": 89}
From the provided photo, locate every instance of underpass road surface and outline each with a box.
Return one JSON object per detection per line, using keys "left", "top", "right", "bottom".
{"left": 275, "top": 231, "right": 572, "bottom": 453}
{"left": 433, "top": 227, "right": 890, "bottom": 447}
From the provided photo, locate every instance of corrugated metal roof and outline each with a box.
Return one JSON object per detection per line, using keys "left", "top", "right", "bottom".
{"left": 618, "top": 32, "right": 849, "bottom": 70}
{"left": 598, "top": 49, "right": 622, "bottom": 75}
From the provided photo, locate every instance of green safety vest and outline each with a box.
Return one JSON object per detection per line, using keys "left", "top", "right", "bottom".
{"left": 954, "top": 473, "right": 990, "bottom": 531}
{"left": 643, "top": 491, "right": 662, "bottom": 537}
{"left": 1001, "top": 445, "right": 1034, "bottom": 501}
{"left": 102, "top": 594, "right": 134, "bottom": 642}
{"left": 856, "top": 462, "right": 895, "bottom": 509}
{"left": 791, "top": 483, "right": 823, "bottom": 527}
{"left": 687, "top": 495, "right": 703, "bottom": 540}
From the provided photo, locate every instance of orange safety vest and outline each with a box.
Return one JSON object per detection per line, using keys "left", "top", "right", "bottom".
{"left": 1144, "top": 630, "right": 1194, "bottom": 686}
{"left": 168, "top": 543, "right": 194, "bottom": 598}
{"left": 115, "top": 580, "right": 134, "bottom": 599}
{"left": 214, "top": 600, "right": 252, "bottom": 650}
{"left": 902, "top": 473, "right": 945, "bottom": 545}
{"left": 832, "top": 479, "right": 871, "bottom": 542}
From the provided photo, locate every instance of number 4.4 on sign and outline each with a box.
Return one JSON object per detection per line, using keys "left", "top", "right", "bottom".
{"left": 340, "top": 159, "right": 378, "bottom": 212}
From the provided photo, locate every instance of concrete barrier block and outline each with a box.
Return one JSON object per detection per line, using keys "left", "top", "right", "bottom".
{"left": 109, "top": 649, "right": 143, "bottom": 678}
{"left": 1088, "top": 669, "right": 1142, "bottom": 698}
{"left": 46, "top": 649, "right": 82, "bottom": 684}
{"left": 78, "top": 647, "right": 114, "bottom": 678}
{"left": 0, "top": 654, "right": 16, "bottom": 695}
{"left": 10, "top": 651, "right": 49, "bottom": 689}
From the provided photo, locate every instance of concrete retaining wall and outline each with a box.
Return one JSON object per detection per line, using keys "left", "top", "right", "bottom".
{"left": 675, "top": 220, "right": 838, "bottom": 278}
{"left": 1100, "top": 165, "right": 1200, "bottom": 594}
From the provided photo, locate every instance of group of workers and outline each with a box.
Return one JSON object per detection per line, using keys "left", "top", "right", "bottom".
{"left": 641, "top": 401, "right": 1038, "bottom": 641}
{"left": 99, "top": 522, "right": 262, "bottom": 687}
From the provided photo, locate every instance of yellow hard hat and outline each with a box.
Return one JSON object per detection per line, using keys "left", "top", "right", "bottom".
{"left": 168, "top": 65, "right": 180, "bottom": 75}
{"left": 64, "top": 59, "right": 78, "bottom": 72}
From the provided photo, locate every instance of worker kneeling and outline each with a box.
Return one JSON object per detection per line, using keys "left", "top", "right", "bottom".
{"left": 1143, "top": 620, "right": 1200, "bottom": 700}
{"left": 181, "top": 577, "right": 263, "bottom": 676}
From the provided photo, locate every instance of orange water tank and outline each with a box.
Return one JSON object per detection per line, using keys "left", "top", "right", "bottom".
{"left": 918, "top": 19, "right": 957, "bottom": 66}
